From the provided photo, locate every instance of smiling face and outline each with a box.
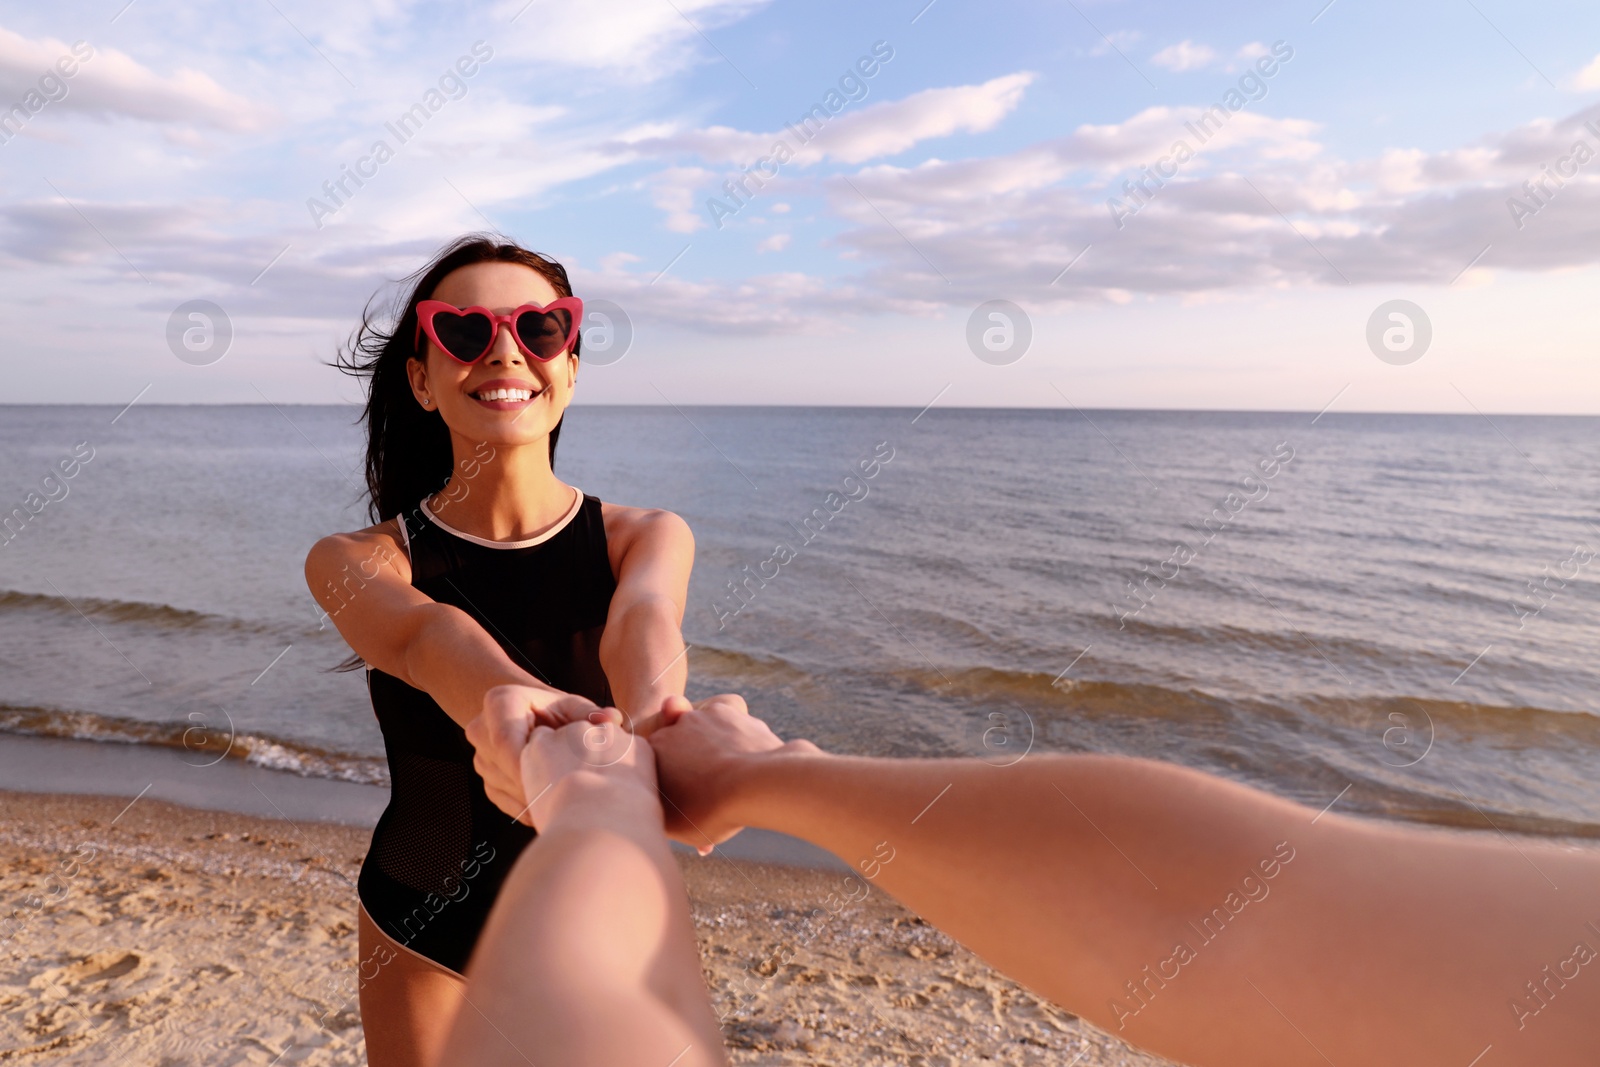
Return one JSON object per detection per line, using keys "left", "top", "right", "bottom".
{"left": 406, "top": 260, "right": 578, "bottom": 448}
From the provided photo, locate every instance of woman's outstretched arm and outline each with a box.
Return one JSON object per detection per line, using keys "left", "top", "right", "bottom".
{"left": 438, "top": 719, "right": 727, "bottom": 1067}
{"left": 649, "top": 698, "right": 1600, "bottom": 1067}
{"left": 596, "top": 506, "right": 696, "bottom": 734}
{"left": 466, "top": 506, "right": 696, "bottom": 824}
{"left": 306, "top": 524, "right": 599, "bottom": 816}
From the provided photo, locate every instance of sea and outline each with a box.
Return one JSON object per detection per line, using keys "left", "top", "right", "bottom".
{"left": 1, "top": 404, "right": 1596, "bottom": 841}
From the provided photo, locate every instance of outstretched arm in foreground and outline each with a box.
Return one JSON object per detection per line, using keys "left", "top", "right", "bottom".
{"left": 650, "top": 698, "right": 1600, "bottom": 1067}
{"left": 438, "top": 717, "right": 728, "bottom": 1067}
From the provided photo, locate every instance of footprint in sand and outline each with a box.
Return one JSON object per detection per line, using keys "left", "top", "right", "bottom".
{"left": 67, "top": 950, "right": 142, "bottom": 984}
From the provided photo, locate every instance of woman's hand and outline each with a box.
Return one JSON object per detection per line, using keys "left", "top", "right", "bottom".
{"left": 466, "top": 684, "right": 621, "bottom": 825}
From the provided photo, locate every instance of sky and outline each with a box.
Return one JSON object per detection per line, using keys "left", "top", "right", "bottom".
{"left": 1, "top": 0, "right": 1598, "bottom": 412}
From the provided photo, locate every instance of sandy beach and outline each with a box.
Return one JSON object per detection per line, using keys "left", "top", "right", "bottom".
{"left": 0, "top": 789, "right": 1173, "bottom": 1066}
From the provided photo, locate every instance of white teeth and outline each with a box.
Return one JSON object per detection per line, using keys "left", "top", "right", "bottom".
{"left": 476, "top": 388, "right": 534, "bottom": 402}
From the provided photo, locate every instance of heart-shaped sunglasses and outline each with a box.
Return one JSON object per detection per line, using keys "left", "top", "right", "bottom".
{"left": 414, "top": 297, "right": 584, "bottom": 364}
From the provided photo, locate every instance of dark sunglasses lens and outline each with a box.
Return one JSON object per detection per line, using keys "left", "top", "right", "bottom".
{"left": 431, "top": 311, "right": 493, "bottom": 361}
{"left": 515, "top": 309, "right": 571, "bottom": 359}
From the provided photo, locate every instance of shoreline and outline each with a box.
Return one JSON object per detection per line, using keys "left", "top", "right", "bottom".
{"left": 0, "top": 787, "right": 1169, "bottom": 1066}
{"left": 0, "top": 731, "right": 847, "bottom": 869}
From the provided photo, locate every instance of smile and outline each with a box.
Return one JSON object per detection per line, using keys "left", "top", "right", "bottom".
{"left": 472, "top": 388, "right": 538, "bottom": 402}
{"left": 468, "top": 380, "right": 544, "bottom": 409}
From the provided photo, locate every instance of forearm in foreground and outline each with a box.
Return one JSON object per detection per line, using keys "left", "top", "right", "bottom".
{"left": 721, "top": 751, "right": 1598, "bottom": 1067}
{"left": 439, "top": 774, "right": 727, "bottom": 1067}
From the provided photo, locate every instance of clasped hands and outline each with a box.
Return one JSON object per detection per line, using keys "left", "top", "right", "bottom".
{"left": 464, "top": 686, "right": 816, "bottom": 850}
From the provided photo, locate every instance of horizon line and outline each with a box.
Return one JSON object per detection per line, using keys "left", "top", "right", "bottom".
{"left": 2, "top": 402, "right": 1597, "bottom": 417}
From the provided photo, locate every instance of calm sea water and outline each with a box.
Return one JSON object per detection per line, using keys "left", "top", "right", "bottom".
{"left": 1, "top": 405, "right": 1596, "bottom": 838}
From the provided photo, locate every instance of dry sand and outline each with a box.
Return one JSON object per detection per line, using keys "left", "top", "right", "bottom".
{"left": 0, "top": 790, "right": 1173, "bottom": 1066}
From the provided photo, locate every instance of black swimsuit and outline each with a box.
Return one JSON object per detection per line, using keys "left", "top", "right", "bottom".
{"left": 358, "top": 489, "right": 615, "bottom": 975}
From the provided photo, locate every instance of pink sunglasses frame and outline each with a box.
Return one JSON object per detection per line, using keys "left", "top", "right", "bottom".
{"left": 413, "top": 297, "right": 585, "bottom": 364}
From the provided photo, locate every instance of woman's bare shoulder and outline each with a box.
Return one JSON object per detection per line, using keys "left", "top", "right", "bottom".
{"left": 599, "top": 501, "right": 692, "bottom": 545}
{"left": 598, "top": 502, "right": 694, "bottom": 578}
{"left": 305, "top": 517, "right": 412, "bottom": 584}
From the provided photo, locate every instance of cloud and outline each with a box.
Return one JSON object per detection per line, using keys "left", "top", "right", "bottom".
{"left": 1572, "top": 52, "right": 1600, "bottom": 91}
{"left": 490, "top": 0, "right": 772, "bottom": 82}
{"left": 618, "top": 73, "right": 1037, "bottom": 231}
{"left": 805, "top": 73, "right": 1036, "bottom": 164}
{"left": 10, "top": 37, "right": 1600, "bottom": 347}
{"left": 622, "top": 72, "right": 1037, "bottom": 168}
{"left": 802, "top": 101, "right": 1600, "bottom": 310}
{"left": 1150, "top": 41, "right": 1217, "bottom": 73}
{"left": 0, "top": 27, "right": 271, "bottom": 132}
{"left": 649, "top": 166, "right": 716, "bottom": 233}
{"left": 523, "top": 100, "right": 1600, "bottom": 325}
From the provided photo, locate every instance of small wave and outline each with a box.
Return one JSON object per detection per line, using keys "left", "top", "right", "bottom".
{"left": 0, "top": 587, "right": 280, "bottom": 637}
{"left": 688, "top": 645, "right": 818, "bottom": 689}
{"left": 1353, "top": 792, "right": 1600, "bottom": 840}
{"left": 845, "top": 668, "right": 1600, "bottom": 838}
{"left": 0, "top": 704, "right": 388, "bottom": 787}
{"left": 924, "top": 664, "right": 1600, "bottom": 730}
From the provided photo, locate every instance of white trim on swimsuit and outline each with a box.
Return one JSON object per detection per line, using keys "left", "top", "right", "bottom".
{"left": 357, "top": 899, "right": 468, "bottom": 980}
{"left": 419, "top": 486, "right": 584, "bottom": 550}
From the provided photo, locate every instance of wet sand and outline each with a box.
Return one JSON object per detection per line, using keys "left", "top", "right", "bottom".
{"left": 0, "top": 789, "right": 1173, "bottom": 1066}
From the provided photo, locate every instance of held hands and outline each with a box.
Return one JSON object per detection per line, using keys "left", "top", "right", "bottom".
{"left": 468, "top": 684, "right": 819, "bottom": 841}
{"left": 651, "top": 693, "right": 819, "bottom": 853}
{"left": 517, "top": 717, "right": 657, "bottom": 833}
{"left": 467, "top": 684, "right": 619, "bottom": 825}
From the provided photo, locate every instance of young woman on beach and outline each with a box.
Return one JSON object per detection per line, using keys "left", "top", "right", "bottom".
{"left": 304, "top": 235, "right": 695, "bottom": 1067}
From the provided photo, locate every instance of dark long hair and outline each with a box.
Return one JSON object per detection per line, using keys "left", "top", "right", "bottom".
{"left": 334, "top": 234, "right": 581, "bottom": 524}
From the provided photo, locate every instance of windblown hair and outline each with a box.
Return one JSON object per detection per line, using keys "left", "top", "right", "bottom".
{"left": 333, "top": 234, "right": 581, "bottom": 524}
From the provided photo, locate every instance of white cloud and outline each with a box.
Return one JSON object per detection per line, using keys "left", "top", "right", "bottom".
{"left": 619, "top": 73, "right": 1037, "bottom": 231}
{"left": 806, "top": 73, "right": 1035, "bottom": 164}
{"left": 490, "top": 0, "right": 772, "bottom": 82}
{"left": 802, "top": 101, "right": 1600, "bottom": 310}
{"left": 9, "top": 17, "right": 1600, "bottom": 352}
{"left": 1150, "top": 41, "right": 1217, "bottom": 73}
{"left": 622, "top": 72, "right": 1036, "bottom": 169}
{"left": 1572, "top": 52, "right": 1600, "bottom": 91}
{"left": 511, "top": 100, "right": 1600, "bottom": 324}
{"left": 0, "top": 27, "right": 271, "bottom": 132}
{"left": 649, "top": 166, "right": 715, "bottom": 233}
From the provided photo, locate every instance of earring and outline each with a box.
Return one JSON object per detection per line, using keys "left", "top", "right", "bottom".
{"left": 421, "top": 397, "right": 432, "bottom": 407}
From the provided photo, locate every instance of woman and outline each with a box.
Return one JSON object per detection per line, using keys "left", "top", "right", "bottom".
{"left": 305, "top": 235, "right": 694, "bottom": 1067}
